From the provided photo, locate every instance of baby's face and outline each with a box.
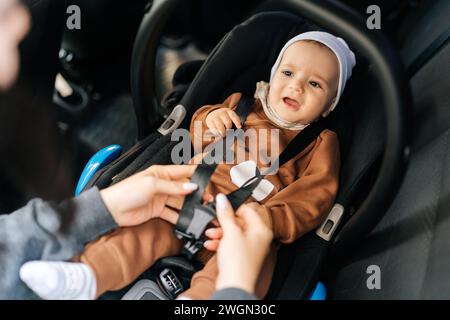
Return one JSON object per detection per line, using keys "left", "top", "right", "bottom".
{"left": 268, "top": 41, "right": 339, "bottom": 125}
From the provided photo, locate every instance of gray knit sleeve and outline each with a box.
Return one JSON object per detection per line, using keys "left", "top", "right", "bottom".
{"left": 210, "top": 288, "right": 257, "bottom": 300}
{"left": 0, "top": 187, "right": 117, "bottom": 298}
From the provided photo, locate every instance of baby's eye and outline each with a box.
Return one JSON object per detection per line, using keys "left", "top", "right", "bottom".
{"left": 309, "top": 81, "right": 321, "bottom": 88}
{"left": 282, "top": 70, "right": 292, "bottom": 77}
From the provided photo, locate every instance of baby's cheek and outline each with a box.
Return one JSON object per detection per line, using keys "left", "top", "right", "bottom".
{"left": 267, "top": 90, "right": 278, "bottom": 107}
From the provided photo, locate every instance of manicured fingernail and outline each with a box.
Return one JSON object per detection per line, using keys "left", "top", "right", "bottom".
{"left": 183, "top": 182, "right": 198, "bottom": 191}
{"left": 203, "top": 240, "right": 211, "bottom": 248}
{"left": 205, "top": 229, "right": 213, "bottom": 237}
{"left": 216, "top": 193, "right": 228, "bottom": 209}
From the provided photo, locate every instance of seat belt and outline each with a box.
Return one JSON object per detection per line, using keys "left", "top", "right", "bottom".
{"left": 174, "top": 95, "right": 256, "bottom": 258}
{"left": 175, "top": 95, "right": 327, "bottom": 259}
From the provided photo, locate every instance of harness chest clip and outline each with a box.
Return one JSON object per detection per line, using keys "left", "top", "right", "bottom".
{"left": 175, "top": 202, "right": 217, "bottom": 259}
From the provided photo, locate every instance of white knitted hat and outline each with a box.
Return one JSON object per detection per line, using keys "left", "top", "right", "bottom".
{"left": 270, "top": 31, "right": 356, "bottom": 111}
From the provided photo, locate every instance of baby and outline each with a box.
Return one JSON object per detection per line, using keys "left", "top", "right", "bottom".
{"left": 19, "top": 31, "right": 355, "bottom": 300}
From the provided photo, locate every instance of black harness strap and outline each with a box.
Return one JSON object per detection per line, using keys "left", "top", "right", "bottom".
{"left": 175, "top": 163, "right": 217, "bottom": 235}
{"left": 278, "top": 121, "right": 327, "bottom": 170}
{"left": 226, "top": 171, "right": 264, "bottom": 211}
{"left": 234, "top": 95, "right": 255, "bottom": 124}
{"left": 174, "top": 96, "right": 255, "bottom": 258}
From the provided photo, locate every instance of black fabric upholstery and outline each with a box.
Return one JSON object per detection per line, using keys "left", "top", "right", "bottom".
{"left": 334, "top": 68, "right": 384, "bottom": 204}
{"left": 409, "top": 45, "right": 450, "bottom": 151}
{"left": 397, "top": 0, "right": 450, "bottom": 68}
{"left": 328, "top": 0, "right": 450, "bottom": 299}
{"left": 329, "top": 129, "right": 450, "bottom": 299}
{"left": 112, "top": 134, "right": 177, "bottom": 184}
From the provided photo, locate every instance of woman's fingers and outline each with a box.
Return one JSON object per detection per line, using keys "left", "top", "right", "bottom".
{"left": 151, "top": 178, "right": 198, "bottom": 197}
{"left": 238, "top": 205, "right": 273, "bottom": 240}
{"left": 203, "top": 193, "right": 214, "bottom": 203}
{"left": 205, "top": 227, "right": 223, "bottom": 240}
{"left": 237, "top": 205, "right": 261, "bottom": 223}
{"left": 159, "top": 206, "right": 180, "bottom": 225}
{"left": 166, "top": 194, "right": 185, "bottom": 211}
{"left": 144, "top": 164, "right": 197, "bottom": 181}
{"left": 215, "top": 193, "right": 238, "bottom": 231}
{"left": 164, "top": 165, "right": 197, "bottom": 180}
{"left": 203, "top": 239, "right": 220, "bottom": 251}
{"left": 211, "top": 218, "right": 220, "bottom": 227}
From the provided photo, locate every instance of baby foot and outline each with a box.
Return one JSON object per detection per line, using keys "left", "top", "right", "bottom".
{"left": 19, "top": 261, "right": 96, "bottom": 300}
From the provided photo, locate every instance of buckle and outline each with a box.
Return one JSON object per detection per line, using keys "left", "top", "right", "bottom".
{"left": 176, "top": 203, "right": 216, "bottom": 238}
{"left": 174, "top": 229, "right": 195, "bottom": 241}
{"left": 175, "top": 203, "right": 216, "bottom": 260}
{"left": 175, "top": 162, "right": 219, "bottom": 260}
{"left": 157, "top": 268, "right": 184, "bottom": 299}
{"left": 182, "top": 238, "right": 205, "bottom": 259}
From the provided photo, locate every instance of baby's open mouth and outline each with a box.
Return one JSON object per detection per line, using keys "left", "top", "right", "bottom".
{"left": 283, "top": 97, "right": 300, "bottom": 110}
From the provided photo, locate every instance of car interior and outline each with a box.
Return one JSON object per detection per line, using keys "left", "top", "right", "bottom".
{"left": 1, "top": 0, "right": 449, "bottom": 299}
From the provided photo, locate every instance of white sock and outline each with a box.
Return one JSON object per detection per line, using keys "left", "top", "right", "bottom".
{"left": 19, "top": 261, "right": 97, "bottom": 300}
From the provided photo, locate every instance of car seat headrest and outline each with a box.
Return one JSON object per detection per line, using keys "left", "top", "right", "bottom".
{"left": 180, "top": 11, "right": 319, "bottom": 126}
{"left": 177, "top": 10, "right": 372, "bottom": 167}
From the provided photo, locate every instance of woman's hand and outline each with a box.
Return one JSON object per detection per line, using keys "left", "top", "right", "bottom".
{"left": 205, "top": 108, "right": 242, "bottom": 137}
{"left": 205, "top": 194, "right": 273, "bottom": 295}
{"left": 100, "top": 165, "right": 198, "bottom": 227}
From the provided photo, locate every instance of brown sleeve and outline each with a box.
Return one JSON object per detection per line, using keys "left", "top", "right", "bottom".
{"left": 253, "top": 130, "right": 340, "bottom": 243}
{"left": 189, "top": 93, "right": 242, "bottom": 150}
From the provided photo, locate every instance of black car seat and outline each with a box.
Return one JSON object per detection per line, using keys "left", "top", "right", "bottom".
{"left": 82, "top": 2, "right": 409, "bottom": 299}
{"left": 328, "top": 0, "right": 450, "bottom": 299}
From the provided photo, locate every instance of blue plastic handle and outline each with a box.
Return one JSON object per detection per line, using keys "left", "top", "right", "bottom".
{"left": 75, "top": 145, "right": 122, "bottom": 196}
{"left": 309, "top": 282, "right": 327, "bottom": 300}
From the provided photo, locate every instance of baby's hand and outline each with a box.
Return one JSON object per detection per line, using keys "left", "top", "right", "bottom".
{"left": 205, "top": 108, "right": 242, "bottom": 137}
